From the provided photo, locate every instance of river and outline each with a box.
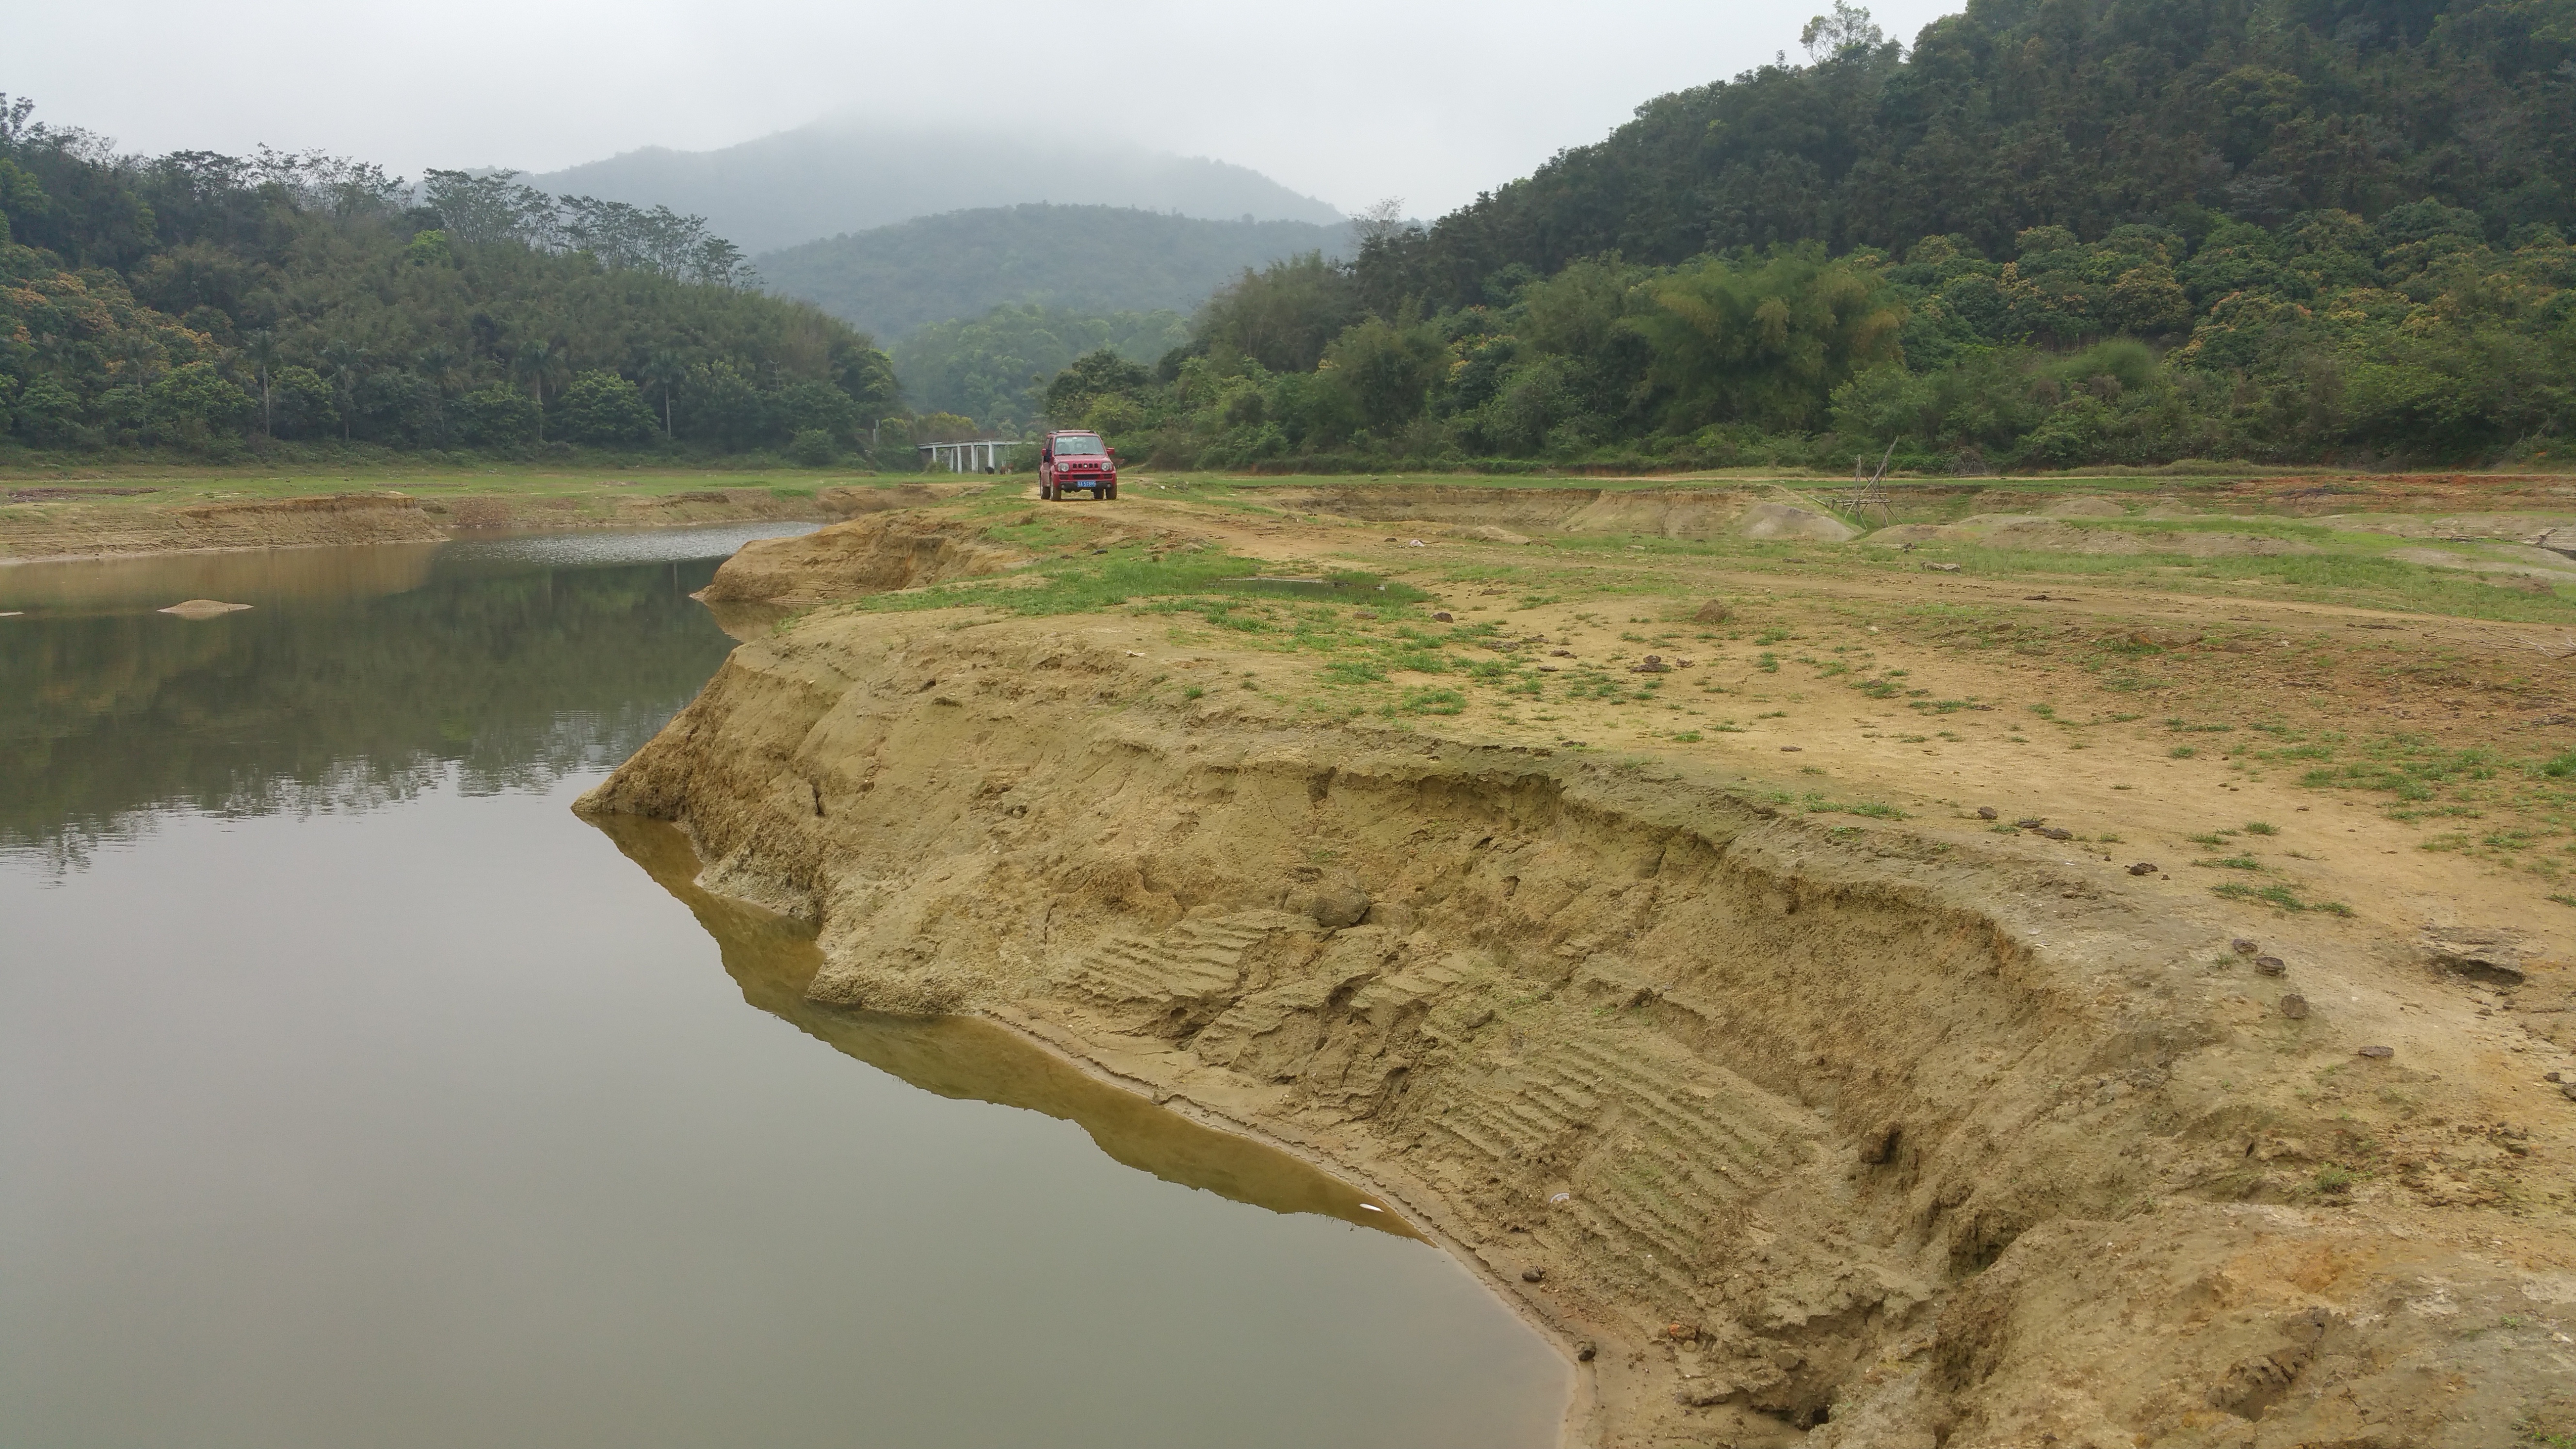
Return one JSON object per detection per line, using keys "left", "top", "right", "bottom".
{"left": 0, "top": 528, "right": 1565, "bottom": 1449}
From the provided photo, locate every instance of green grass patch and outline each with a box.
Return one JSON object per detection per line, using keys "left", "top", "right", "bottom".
{"left": 2212, "top": 880, "right": 2352, "bottom": 914}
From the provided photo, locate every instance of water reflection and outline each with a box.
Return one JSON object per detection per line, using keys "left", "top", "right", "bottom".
{"left": 0, "top": 531, "right": 793, "bottom": 871}
{"left": 593, "top": 813, "right": 1420, "bottom": 1239}
{"left": 0, "top": 540, "right": 444, "bottom": 615}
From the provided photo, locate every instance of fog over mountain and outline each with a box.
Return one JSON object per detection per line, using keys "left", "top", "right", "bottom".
{"left": 528, "top": 120, "right": 1343, "bottom": 255}
{"left": 757, "top": 205, "right": 1351, "bottom": 339}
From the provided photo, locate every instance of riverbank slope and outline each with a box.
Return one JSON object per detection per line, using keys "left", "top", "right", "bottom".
{"left": 0, "top": 471, "right": 994, "bottom": 563}
{"left": 577, "top": 492, "right": 2576, "bottom": 1447}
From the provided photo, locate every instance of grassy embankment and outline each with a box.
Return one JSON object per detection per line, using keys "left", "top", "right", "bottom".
{"left": 780, "top": 473, "right": 2576, "bottom": 909}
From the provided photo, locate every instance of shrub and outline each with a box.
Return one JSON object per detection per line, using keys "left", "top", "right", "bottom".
{"left": 452, "top": 385, "right": 538, "bottom": 446}
{"left": 789, "top": 428, "right": 839, "bottom": 466}
{"left": 556, "top": 370, "right": 657, "bottom": 446}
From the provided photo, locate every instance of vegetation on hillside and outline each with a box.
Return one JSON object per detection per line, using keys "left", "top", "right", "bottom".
{"left": 894, "top": 305, "right": 1190, "bottom": 431}
{"left": 0, "top": 97, "right": 898, "bottom": 463}
{"left": 758, "top": 204, "right": 1349, "bottom": 339}
{"left": 1042, "top": 0, "right": 2576, "bottom": 473}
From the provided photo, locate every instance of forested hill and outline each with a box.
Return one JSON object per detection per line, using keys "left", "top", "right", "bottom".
{"left": 1360, "top": 0, "right": 2576, "bottom": 309}
{"left": 0, "top": 97, "right": 896, "bottom": 460}
{"left": 1023, "top": 0, "right": 2576, "bottom": 473}
{"left": 758, "top": 205, "right": 1349, "bottom": 338}
{"left": 530, "top": 124, "right": 1344, "bottom": 255}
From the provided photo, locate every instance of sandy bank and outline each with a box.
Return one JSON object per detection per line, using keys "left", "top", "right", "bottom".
{"left": 0, "top": 482, "right": 998, "bottom": 565}
{"left": 577, "top": 599, "right": 2576, "bottom": 1448}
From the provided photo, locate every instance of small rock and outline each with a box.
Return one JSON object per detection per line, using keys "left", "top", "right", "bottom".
{"left": 2038, "top": 827, "right": 2074, "bottom": 841}
{"left": 1549, "top": 648, "right": 1574, "bottom": 657}
{"left": 2016, "top": 817, "right": 2045, "bottom": 829}
{"left": 1521, "top": 1267, "right": 1546, "bottom": 1283}
{"left": 2562, "top": 1082, "right": 2576, "bottom": 1102}
{"left": 1692, "top": 600, "right": 1730, "bottom": 623}
{"left": 2127, "top": 861, "right": 2158, "bottom": 876}
{"left": 1674, "top": 1385, "right": 1731, "bottom": 1407}
{"left": 1576, "top": 1340, "right": 1597, "bottom": 1363}
{"left": 1923, "top": 562, "right": 1962, "bottom": 572}
{"left": 2546, "top": 1071, "right": 2562, "bottom": 1083}
{"left": 1306, "top": 886, "right": 1372, "bottom": 930}
{"left": 2232, "top": 938, "right": 2260, "bottom": 954}
{"left": 1780, "top": 745, "right": 1803, "bottom": 752}
{"left": 1431, "top": 611, "right": 1454, "bottom": 622}
{"left": 1631, "top": 656, "right": 1669, "bottom": 673}
{"left": 2358, "top": 1045, "right": 2394, "bottom": 1060}
{"left": 1977, "top": 807, "right": 1999, "bottom": 820}
{"left": 1664, "top": 1321, "right": 1700, "bottom": 1343}
{"left": 2281, "top": 994, "right": 2310, "bottom": 1020}
{"left": 2254, "top": 955, "right": 2286, "bottom": 976}
{"left": 2423, "top": 925, "right": 2531, "bottom": 987}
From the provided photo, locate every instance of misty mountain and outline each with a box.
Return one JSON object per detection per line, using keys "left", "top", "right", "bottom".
{"left": 527, "top": 121, "right": 1343, "bottom": 255}
{"left": 757, "top": 204, "right": 1351, "bottom": 339}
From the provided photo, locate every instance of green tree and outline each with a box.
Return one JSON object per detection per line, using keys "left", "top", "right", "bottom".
{"left": 1630, "top": 248, "right": 1904, "bottom": 431}
{"left": 144, "top": 360, "right": 253, "bottom": 444}
{"left": 1044, "top": 348, "right": 1152, "bottom": 421}
{"left": 1322, "top": 313, "right": 1447, "bottom": 433}
{"left": 267, "top": 366, "right": 338, "bottom": 439}
{"left": 238, "top": 330, "right": 282, "bottom": 438}
{"left": 1194, "top": 252, "right": 1358, "bottom": 372}
{"left": 639, "top": 349, "right": 687, "bottom": 439}
{"left": 508, "top": 338, "right": 569, "bottom": 442}
{"left": 452, "top": 383, "right": 537, "bottom": 447}
{"left": 556, "top": 370, "right": 657, "bottom": 446}
{"left": 318, "top": 339, "right": 367, "bottom": 442}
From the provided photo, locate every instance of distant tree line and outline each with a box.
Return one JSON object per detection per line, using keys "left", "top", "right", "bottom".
{"left": 0, "top": 95, "right": 900, "bottom": 463}
{"left": 1039, "top": 0, "right": 2576, "bottom": 473}
{"left": 892, "top": 305, "right": 1189, "bottom": 431}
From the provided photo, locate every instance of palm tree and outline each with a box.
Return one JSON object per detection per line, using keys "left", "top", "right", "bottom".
{"left": 114, "top": 333, "right": 163, "bottom": 444}
{"left": 640, "top": 348, "right": 687, "bottom": 441}
{"left": 241, "top": 331, "right": 281, "bottom": 437}
{"left": 319, "top": 339, "right": 368, "bottom": 442}
{"left": 415, "top": 345, "right": 461, "bottom": 444}
{"left": 508, "top": 338, "right": 569, "bottom": 442}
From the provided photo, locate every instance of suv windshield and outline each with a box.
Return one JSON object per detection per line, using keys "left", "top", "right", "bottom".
{"left": 1053, "top": 434, "right": 1107, "bottom": 457}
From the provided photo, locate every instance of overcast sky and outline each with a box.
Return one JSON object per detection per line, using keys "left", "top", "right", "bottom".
{"left": 9, "top": 0, "right": 1959, "bottom": 218}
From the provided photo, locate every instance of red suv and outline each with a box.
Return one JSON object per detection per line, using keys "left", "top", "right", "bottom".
{"left": 1039, "top": 430, "right": 1117, "bottom": 500}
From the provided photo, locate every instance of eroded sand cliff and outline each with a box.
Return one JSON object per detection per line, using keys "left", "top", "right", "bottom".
{"left": 579, "top": 595, "right": 2576, "bottom": 1447}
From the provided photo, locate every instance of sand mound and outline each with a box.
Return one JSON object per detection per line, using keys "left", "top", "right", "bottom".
{"left": 692, "top": 511, "right": 1026, "bottom": 605}
{"left": 819, "top": 482, "right": 991, "bottom": 515}
{"left": 1266, "top": 485, "right": 1762, "bottom": 542}
{"left": 1864, "top": 515, "right": 2318, "bottom": 558}
{"left": 2041, "top": 495, "right": 2127, "bottom": 517}
{"left": 1735, "top": 501, "right": 1858, "bottom": 542}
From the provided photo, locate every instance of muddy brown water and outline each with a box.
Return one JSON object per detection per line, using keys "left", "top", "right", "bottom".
{"left": 0, "top": 528, "right": 1564, "bottom": 1449}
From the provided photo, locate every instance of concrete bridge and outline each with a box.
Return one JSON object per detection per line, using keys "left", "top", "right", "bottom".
{"left": 917, "top": 439, "right": 1023, "bottom": 473}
